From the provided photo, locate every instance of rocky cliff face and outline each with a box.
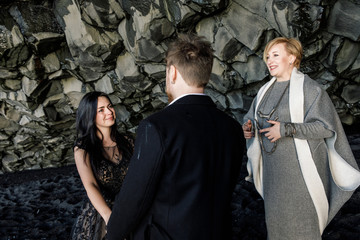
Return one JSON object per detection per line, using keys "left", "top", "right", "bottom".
{"left": 1, "top": 0, "right": 359, "bottom": 172}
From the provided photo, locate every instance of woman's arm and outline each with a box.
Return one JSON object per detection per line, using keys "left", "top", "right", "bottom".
{"left": 259, "top": 120, "right": 333, "bottom": 143}
{"left": 74, "top": 147, "right": 112, "bottom": 224}
{"left": 280, "top": 121, "right": 333, "bottom": 140}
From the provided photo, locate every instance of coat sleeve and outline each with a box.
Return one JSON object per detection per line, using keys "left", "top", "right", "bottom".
{"left": 280, "top": 82, "right": 334, "bottom": 140}
{"left": 107, "top": 119, "right": 164, "bottom": 240}
{"left": 243, "top": 96, "right": 257, "bottom": 125}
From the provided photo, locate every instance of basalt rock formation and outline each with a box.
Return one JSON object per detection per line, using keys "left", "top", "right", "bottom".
{"left": 0, "top": 0, "right": 360, "bottom": 172}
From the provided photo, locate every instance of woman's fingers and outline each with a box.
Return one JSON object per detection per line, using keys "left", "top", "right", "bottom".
{"left": 259, "top": 122, "right": 281, "bottom": 141}
{"left": 242, "top": 120, "right": 254, "bottom": 139}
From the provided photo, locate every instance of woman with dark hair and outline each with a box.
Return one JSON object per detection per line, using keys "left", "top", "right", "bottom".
{"left": 242, "top": 37, "right": 360, "bottom": 239}
{"left": 70, "top": 91, "right": 133, "bottom": 240}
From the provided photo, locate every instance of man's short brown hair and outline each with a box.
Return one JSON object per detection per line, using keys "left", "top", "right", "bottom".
{"left": 165, "top": 33, "right": 214, "bottom": 88}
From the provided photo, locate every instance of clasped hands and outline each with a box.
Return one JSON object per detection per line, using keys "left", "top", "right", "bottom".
{"left": 242, "top": 119, "right": 281, "bottom": 143}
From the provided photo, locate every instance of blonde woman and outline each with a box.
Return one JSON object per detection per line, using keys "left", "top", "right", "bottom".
{"left": 243, "top": 37, "right": 360, "bottom": 239}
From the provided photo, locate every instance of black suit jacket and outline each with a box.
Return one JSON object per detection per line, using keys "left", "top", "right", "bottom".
{"left": 107, "top": 95, "right": 245, "bottom": 240}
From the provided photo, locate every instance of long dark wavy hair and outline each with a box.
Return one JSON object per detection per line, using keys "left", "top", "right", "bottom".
{"left": 74, "top": 91, "right": 133, "bottom": 174}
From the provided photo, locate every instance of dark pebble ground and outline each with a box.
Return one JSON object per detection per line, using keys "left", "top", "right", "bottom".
{"left": 0, "top": 132, "right": 359, "bottom": 240}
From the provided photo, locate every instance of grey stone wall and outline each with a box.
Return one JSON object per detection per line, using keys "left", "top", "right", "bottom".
{"left": 1, "top": 0, "right": 359, "bottom": 173}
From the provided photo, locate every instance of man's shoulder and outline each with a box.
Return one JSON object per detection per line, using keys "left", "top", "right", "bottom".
{"left": 141, "top": 98, "right": 242, "bottom": 128}
{"left": 214, "top": 108, "right": 241, "bottom": 124}
{"left": 138, "top": 107, "right": 171, "bottom": 131}
{"left": 145, "top": 106, "right": 172, "bottom": 121}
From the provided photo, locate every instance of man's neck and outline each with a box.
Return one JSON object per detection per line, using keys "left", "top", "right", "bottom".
{"left": 172, "top": 86, "right": 204, "bottom": 99}
{"left": 168, "top": 92, "right": 206, "bottom": 105}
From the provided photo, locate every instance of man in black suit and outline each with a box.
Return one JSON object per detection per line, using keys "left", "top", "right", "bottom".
{"left": 107, "top": 33, "right": 245, "bottom": 240}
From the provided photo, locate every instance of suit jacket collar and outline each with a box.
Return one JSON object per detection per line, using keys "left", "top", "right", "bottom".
{"left": 169, "top": 94, "right": 215, "bottom": 106}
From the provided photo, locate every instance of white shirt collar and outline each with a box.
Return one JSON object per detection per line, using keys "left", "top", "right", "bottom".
{"left": 168, "top": 93, "right": 206, "bottom": 106}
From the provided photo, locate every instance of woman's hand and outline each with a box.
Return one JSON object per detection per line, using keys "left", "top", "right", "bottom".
{"left": 242, "top": 119, "right": 254, "bottom": 139}
{"left": 259, "top": 120, "right": 281, "bottom": 142}
{"left": 104, "top": 210, "right": 111, "bottom": 225}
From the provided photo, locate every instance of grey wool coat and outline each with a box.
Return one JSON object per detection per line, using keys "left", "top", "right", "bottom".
{"left": 245, "top": 68, "right": 360, "bottom": 238}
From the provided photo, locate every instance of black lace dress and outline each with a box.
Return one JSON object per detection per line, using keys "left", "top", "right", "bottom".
{"left": 70, "top": 142, "right": 132, "bottom": 240}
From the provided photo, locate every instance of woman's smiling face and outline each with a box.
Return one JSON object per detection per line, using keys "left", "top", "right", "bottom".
{"left": 95, "top": 96, "right": 116, "bottom": 130}
{"left": 266, "top": 43, "right": 295, "bottom": 81}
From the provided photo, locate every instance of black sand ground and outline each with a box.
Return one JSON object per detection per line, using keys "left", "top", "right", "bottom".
{"left": 0, "top": 132, "right": 359, "bottom": 240}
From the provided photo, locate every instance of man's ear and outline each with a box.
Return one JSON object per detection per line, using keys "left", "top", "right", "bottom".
{"left": 169, "top": 65, "right": 177, "bottom": 84}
